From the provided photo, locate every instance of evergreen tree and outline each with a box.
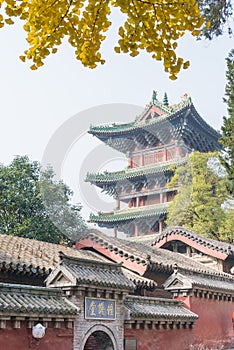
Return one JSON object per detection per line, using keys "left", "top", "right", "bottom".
{"left": 167, "top": 151, "right": 233, "bottom": 243}
{"left": 220, "top": 49, "right": 234, "bottom": 195}
{"left": 0, "top": 156, "right": 86, "bottom": 244}
{"left": 198, "top": 0, "right": 233, "bottom": 39}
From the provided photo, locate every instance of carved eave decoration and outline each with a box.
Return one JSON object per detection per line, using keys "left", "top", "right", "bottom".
{"left": 163, "top": 272, "right": 193, "bottom": 296}
{"left": 46, "top": 265, "right": 77, "bottom": 288}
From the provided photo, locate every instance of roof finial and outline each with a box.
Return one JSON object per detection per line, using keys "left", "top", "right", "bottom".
{"left": 152, "top": 90, "right": 157, "bottom": 103}
{"left": 163, "top": 92, "right": 169, "bottom": 107}
{"left": 173, "top": 263, "right": 178, "bottom": 274}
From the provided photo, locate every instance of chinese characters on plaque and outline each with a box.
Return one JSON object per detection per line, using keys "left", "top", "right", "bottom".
{"left": 85, "top": 298, "right": 116, "bottom": 320}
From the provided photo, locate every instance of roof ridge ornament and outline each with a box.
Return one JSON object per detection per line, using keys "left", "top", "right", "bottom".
{"left": 151, "top": 90, "right": 158, "bottom": 104}
{"left": 163, "top": 92, "right": 169, "bottom": 107}
{"left": 181, "top": 93, "right": 192, "bottom": 104}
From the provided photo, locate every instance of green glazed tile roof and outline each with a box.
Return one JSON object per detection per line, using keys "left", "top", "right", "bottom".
{"left": 0, "top": 283, "right": 78, "bottom": 316}
{"left": 89, "top": 98, "right": 191, "bottom": 134}
{"left": 86, "top": 158, "right": 186, "bottom": 184}
{"left": 88, "top": 94, "right": 221, "bottom": 155}
{"left": 89, "top": 96, "right": 219, "bottom": 141}
{"left": 124, "top": 295, "right": 198, "bottom": 320}
{"left": 89, "top": 203, "right": 170, "bottom": 223}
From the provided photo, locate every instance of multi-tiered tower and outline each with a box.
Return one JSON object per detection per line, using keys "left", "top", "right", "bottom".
{"left": 86, "top": 92, "right": 221, "bottom": 237}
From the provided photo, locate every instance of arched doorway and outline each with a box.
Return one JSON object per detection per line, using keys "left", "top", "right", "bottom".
{"left": 84, "top": 330, "right": 114, "bottom": 350}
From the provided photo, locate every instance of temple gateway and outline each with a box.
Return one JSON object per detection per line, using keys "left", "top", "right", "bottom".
{"left": 0, "top": 92, "right": 233, "bottom": 350}
{"left": 86, "top": 92, "right": 221, "bottom": 237}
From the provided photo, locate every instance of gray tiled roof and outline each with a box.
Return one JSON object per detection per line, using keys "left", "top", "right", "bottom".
{"left": 126, "top": 233, "right": 160, "bottom": 246}
{"left": 59, "top": 252, "right": 135, "bottom": 290}
{"left": 124, "top": 295, "right": 198, "bottom": 320}
{"left": 0, "top": 283, "right": 78, "bottom": 316}
{"left": 164, "top": 270, "right": 234, "bottom": 293}
{"left": 186, "top": 272, "right": 234, "bottom": 292}
{"left": 153, "top": 226, "right": 234, "bottom": 256}
{"left": 83, "top": 229, "right": 232, "bottom": 277}
{"left": 122, "top": 268, "right": 157, "bottom": 289}
{"left": 0, "top": 233, "right": 109, "bottom": 275}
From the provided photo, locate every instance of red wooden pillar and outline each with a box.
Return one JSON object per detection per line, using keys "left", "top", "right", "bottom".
{"left": 114, "top": 227, "right": 118, "bottom": 238}
{"left": 116, "top": 199, "right": 120, "bottom": 210}
{"left": 160, "top": 192, "right": 163, "bottom": 203}
{"left": 134, "top": 224, "right": 139, "bottom": 237}
{"left": 159, "top": 220, "right": 163, "bottom": 233}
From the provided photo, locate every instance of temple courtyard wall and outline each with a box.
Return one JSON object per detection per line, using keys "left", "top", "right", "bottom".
{"left": 0, "top": 322, "right": 73, "bottom": 350}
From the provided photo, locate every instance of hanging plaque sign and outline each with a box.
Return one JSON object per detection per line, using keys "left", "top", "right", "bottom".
{"left": 85, "top": 297, "right": 116, "bottom": 320}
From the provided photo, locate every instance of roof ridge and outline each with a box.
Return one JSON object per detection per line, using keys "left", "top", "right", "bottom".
{"left": 178, "top": 266, "right": 234, "bottom": 282}
{"left": 82, "top": 230, "right": 232, "bottom": 278}
{"left": 155, "top": 226, "right": 234, "bottom": 254}
{"left": 86, "top": 157, "right": 187, "bottom": 183}
{"left": 59, "top": 251, "right": 123, "bottom": 270}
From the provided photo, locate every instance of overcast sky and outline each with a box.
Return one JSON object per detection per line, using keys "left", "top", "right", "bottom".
{"left": 0, "top": 13, "right": 233, "bottom": 222}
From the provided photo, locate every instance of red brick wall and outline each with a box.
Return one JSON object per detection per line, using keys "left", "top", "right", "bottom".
{"left": 175, "top": 295, "right": 234, "bottom": 349}
{"left": 124, "top": 296, "right": 234, "bottom": 350}
{"left": 124, "top": 327, "right": 193, "bottom": 350}
{"left": 191, "top": 295, "right": 234, "bottom": 349}
{"left": 0, "top": 322, "right": 73, "bottom": 350}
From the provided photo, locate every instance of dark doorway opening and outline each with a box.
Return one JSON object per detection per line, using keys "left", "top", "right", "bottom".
{"left": 84, "top": 331, "right": 114, "bottom": 350}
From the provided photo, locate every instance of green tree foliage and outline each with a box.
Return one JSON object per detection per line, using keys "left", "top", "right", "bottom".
{"left": 0, "top": 0, "right": 232, "bottom": 79}
{"left": 220, "top": 49, "right": 234, "bottom": 195}
{"left": 0, "top": 156, "right": 86, "bottom": 244}
{"left": 166, "top": 151, "right": 234, "bottom": 243}
{"left": 198, "top": 0, "right": 233, "bottom": 39}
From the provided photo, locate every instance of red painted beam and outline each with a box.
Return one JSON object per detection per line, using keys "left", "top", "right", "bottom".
{"left": 153, "top": 234, "right": 227, "bottom": 260}
{"left": 74, "top": 239, "right": 147, "bottom": 276}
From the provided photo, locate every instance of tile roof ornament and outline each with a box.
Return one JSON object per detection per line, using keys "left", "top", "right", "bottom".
{"left": 152, "top": 90, "right": 158, "bottom": 104}
{"left": 163, "top": 93, "right": 169, "bottom": 107}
